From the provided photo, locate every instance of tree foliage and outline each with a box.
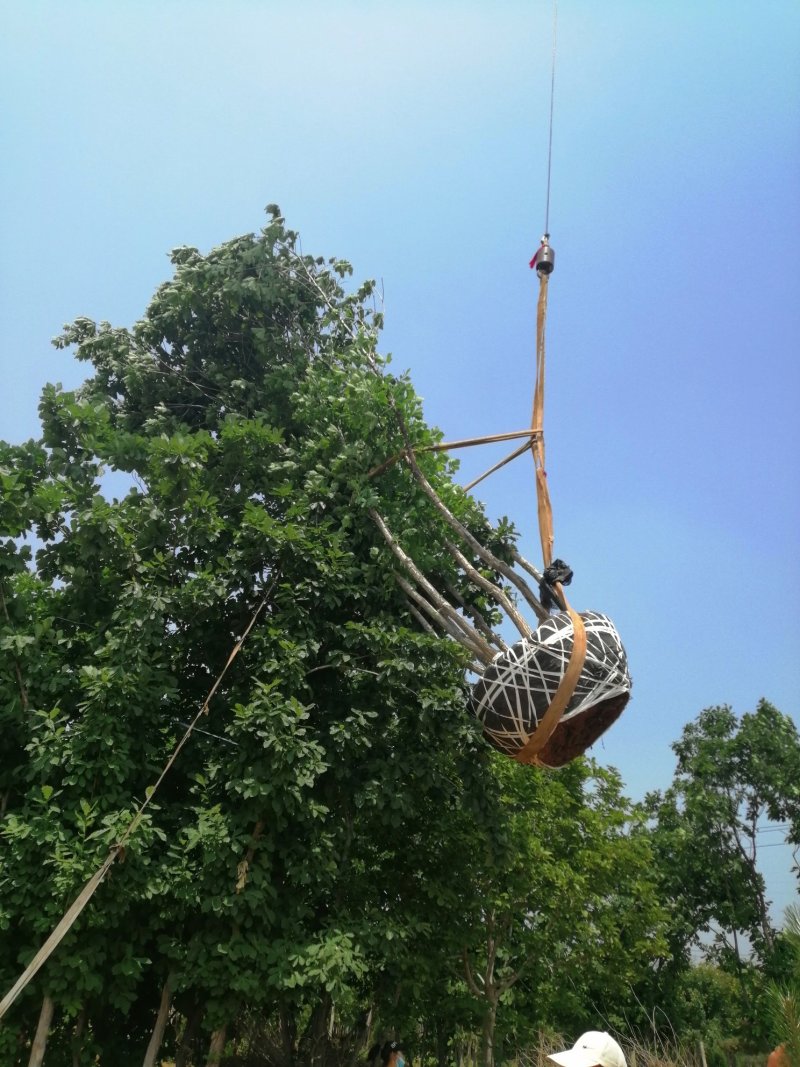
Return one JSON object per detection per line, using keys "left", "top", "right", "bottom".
{"left": 647, "top": 702, "right": 800, "bottom": 965}
{"left": 645, "top": 702, "right": 800, "bottom": 1051}
{"left": 766, "top": 906, "right": 800, "bottom": 1067}
{"left": 0, "top": 210, "right": 797, "bottom": 1064}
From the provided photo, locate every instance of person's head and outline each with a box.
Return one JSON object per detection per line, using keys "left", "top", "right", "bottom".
{"left": 381, "top": 1039, "right": 406, "bottom": 1066}
{"left": 366, "top": 1040, "right": 406, "bottom": 1067}
{"left": 548, "top": 1032, "right": 626, "bottom": 1067}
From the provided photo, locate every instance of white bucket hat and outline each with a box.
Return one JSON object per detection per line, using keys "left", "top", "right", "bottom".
{"left": 548, "top": 1032, "right": 627, "bottom": 1067}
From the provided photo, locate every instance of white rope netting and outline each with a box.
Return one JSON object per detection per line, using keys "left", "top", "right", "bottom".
{"left": 470, "top": 610, "right": 631, "bottom": 759}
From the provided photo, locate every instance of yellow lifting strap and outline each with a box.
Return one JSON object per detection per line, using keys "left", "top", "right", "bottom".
{"left": 514, "top": 270, "right": 587, "bottom": 766}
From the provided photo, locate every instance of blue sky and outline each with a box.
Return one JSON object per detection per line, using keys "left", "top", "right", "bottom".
{"left": 1, "top": 1, "right": 798, "bottom": 911}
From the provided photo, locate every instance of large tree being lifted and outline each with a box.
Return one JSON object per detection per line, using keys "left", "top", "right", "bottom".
{"left": 0, "top": 208, "right": 634, "bottom": 1064}
{"left": 52, "top": 203, "right": 630, "bottom": 774}
{"left": 283, "top": 220, "right": 631, "bottom": 770}
{"left": 3, "top": 208, "right": 506, "bottom": 1061}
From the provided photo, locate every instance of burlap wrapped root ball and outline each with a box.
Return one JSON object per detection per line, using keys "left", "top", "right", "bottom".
{"left": 470, "top": 610, "right": 631, "bottom": 768}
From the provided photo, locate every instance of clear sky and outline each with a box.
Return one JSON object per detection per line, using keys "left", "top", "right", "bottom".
{"left": 1, "top": 1, "right": 798, "bottom": 912}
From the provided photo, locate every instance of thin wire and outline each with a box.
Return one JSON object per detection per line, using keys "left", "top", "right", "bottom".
{"left": 176, "top": 721, "right": 239, "bottom": 746}
{"left": 544, "top": 0, "right": 558, "bottom": 236}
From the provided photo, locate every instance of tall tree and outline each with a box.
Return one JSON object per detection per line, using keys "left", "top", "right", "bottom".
{"left": 2, "top": 207, "right": 682, "bottom": 1064}
{"left": 454, "top": 759, "right": 667, "bottom": 1067}
{"left": 646, "top": 701, "right": 800, "bottom": 1003}
{"left": 0, "top": 208, "right": 513, "bottom": 1061}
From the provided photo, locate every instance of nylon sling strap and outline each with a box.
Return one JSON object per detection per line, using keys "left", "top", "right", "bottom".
{"left": 0, "top": 849, "right": 119, "bottom": 1020}
{"left": 531, "top": 272, "right": 555, "bottom": 568}
{"left": 513, "top": 593, "right": 587, "bottom": 765}
{"left": 514, "top": 270, "right": 587, "bottom": 767}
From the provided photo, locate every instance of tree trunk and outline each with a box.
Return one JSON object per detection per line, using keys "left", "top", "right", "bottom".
{"left": 481, "top": 997, "right": 498, "bottom": 1067}
{"left": 143, "top": 973, "right": 174, "bottom": 1067}
{"left": 346, "top": 1006, "right": 372, "bottom": 1067}
{"left": 206, "top": 1026, "right": 227, "bottom": 1066}
{"left": 436, "top": 1019, "right": 449, "bottom": 1067}
{"left": 307, "top": 990, "right": 332, "bottom": 1067}
{"left": 28, "top": 995, "right": 54, "bottom": 1067}
{"left": 72, "top": 1005, "right": 87, "bottom": 1067}
{"left": 175, "top": 1004, "right": 203, "bottom": 1067}
{"left": 752, "top": 870, "right": 775, "bottom": 952}
{"left": 280, "top": 1006, "right": 297, "bottom": 1067}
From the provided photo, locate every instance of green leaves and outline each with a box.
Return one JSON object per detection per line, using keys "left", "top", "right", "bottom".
{"left": 7, "top": 208, "right": 787, "bottom": 1063}
{"left": 2, "top": 210, "right": 497, "bottom": 1055}
{"left": 644, "top": 700, "right": 800, "bottom": 1050}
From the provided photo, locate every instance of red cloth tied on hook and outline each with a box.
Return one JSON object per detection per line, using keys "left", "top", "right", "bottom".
{"left": 529, "top": 244, "right": 546, "bottom": 269}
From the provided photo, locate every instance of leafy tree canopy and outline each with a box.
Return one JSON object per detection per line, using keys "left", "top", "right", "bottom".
{"left": 1, "top": 209, "right": 795, "bottom": 1066}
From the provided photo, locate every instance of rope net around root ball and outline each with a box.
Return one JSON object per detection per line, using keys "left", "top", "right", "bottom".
{"left": 470, "top": 610, "right": 631, "bottom": 768}
{"left": 370, "top": 495, "right": 632, "bottom": 767}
